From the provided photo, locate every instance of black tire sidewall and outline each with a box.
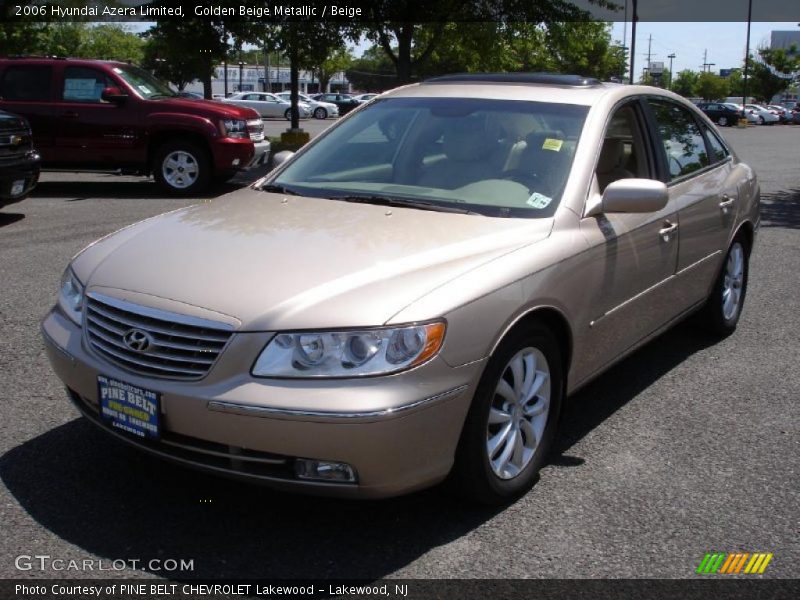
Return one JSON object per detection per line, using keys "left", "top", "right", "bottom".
{"left": 153, "top": 141, "right": 211, "bottom": 196}
{"left": 453, "top": 323, "right": 564, "bottom": 503}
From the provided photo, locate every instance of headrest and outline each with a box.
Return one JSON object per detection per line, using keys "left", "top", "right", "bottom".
{"left": 442, "top": 119, "right": 490, "bottom": 162}
{"left": 597, "top": 139, "right": 625, "bottom": 173}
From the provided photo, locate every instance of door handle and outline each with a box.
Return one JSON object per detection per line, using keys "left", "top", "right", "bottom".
{"left": 719, "top": 194, "right": 735, "bottom": 210}
{"left": 659, "top": 221, "right": 678, "bottom": 242}
{"left": 61, "top": 111, "right": 79, "bottom": 119}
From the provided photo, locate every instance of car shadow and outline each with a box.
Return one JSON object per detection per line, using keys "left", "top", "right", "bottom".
{"left": 760, "top": 188, "right": 800, "bottom": 230}
{"left": 0, "top": 321, "right": 716, "bottom": 580}
{"left": 0, "top": 211, "right": 25, "bottom": 227}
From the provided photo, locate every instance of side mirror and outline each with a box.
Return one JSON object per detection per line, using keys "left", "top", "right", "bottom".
{"left": 601, "top": 179, "right": 668, "bottom": 214}
{"left": 101, "top": 86, "right": 127, "bottom": 104}
{"left": 271, "top": 150, "right": 294, "bottom": 169}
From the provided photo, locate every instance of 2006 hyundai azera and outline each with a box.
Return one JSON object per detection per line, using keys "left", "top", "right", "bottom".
{"left": 42, "top": 74, "right": 758, "bottom": 503}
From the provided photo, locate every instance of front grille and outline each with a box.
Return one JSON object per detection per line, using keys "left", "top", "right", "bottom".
{"left": 247, "top": 118, "right": 265, "bottom": 142}
{"left": 84, "top": 294, "right": 233, "bottom": 380}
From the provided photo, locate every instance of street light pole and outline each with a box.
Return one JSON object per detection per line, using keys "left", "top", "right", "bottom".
{"left": 667, "top": 53, "right": 676, "bottom": 89}
{"left": 742, "top": 0, "right": 753, "bottom": 119}
{"left": 629, "top": 0, "right": 638, "bottom": 84}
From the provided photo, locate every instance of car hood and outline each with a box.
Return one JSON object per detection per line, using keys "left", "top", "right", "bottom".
{"left": 152, "top": 97, "right": 259, "bottom": 120}
{"left": 74, "top": 189, "right": 552, "bottom": 331}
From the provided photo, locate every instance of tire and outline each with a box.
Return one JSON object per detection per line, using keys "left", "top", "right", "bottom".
{"left": 758, "top": 116, "right": 765, "bottom": 124}
{"left": 698, "top": 235, "right": 750, "bottom": 336}
{"left": 450, "top": 322, "right": 563, "bottom": 504}
{"left": 284, "top": 108, "right": 292, "bottom": 120}
{"left": 153, "top": 140, "right": 211, "bottom": 196}
{"left": 718, "top": 116, "right": 728, "bottom": 127}
{"left": 313, "top": 107, "right": 328, "bottom": 119}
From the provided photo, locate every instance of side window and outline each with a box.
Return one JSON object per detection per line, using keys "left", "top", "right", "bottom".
{"left": 595, "top": 103, "right": 650, "bottom": 192}
{"left": 0, "top": 66, "right": 52, "bottom": 101}
{"left": 703, "top": 126, "right": 730, "bottom": 164}
{"left": 62, "top": 67, "right": 114, "bottom": 103}
{"left": 648, "top": 99, "right": 709, "bottom": 180}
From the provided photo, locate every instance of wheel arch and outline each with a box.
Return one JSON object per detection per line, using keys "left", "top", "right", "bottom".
{"left": 489, "top": 306, "right": 573, "bottom": 390}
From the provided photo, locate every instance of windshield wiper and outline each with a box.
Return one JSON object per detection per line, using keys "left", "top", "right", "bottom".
{"left": 260, "top": 183, "right": 302, "bottom": 196}
{"left": 149, "top": 93, "right": 176, "bottom": 99}
{"left": 330, "top": 194, "right": 480, "bottom": 215}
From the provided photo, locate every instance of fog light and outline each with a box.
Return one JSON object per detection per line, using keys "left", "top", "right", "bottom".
{"left": 295, "top": 459, "right": 357, "bottom": 483}
{"left": 231, "top": 158, "right": 241, "bottom": 166}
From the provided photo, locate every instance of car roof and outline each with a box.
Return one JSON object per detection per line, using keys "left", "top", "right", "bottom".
{"left": 385, "top": 76, "right": 669, "bottom": 107}
{"left": 0, "top": 56, "right": 129, "bottom": 68}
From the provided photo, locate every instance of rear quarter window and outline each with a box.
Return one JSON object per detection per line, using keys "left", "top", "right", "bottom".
{"left": 0, "top": 66, "right": 53, "bottom": 101}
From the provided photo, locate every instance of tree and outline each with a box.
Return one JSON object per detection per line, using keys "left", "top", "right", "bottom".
{"left": 695, "top": 72, "right": 729, "bottom": 101}
{"left": 672, "top": 70, "right": 699, "bottom": 97}
{"left": 361, "top": 0, "right": 606, "bottom": 84}
{"left": 346, "top": 46, "right": 397, "bottom": 92}
{"left": 747, "top": 45, "right": 800, "bottom": 103}
{"left": 314, "top": 47, "right": 353, "bottom": 93}
{"left": 83, "top": 25, "right": 144, "bottom": 62}
{"left": 142, "top": 20, "right": 228, "bottom": 97}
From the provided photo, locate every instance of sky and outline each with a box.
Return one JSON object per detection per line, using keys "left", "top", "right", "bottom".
{"left": 610, "top": 22, "right": 800, "bottom": 76}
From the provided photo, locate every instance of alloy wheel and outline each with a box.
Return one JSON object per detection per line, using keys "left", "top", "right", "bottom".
{"left": 162, "top": 150, "right": 199, "bottom": 190}
{"left": 486, "top": 347, "right": 550, "bottom": 480}
{"left": 722, "top": 242, "right": 745, "bottom": 321}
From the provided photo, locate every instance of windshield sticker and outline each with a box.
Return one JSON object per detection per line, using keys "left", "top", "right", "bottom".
{"left": 542, "top": 138, "right": 563, "bottom": 152}
{"left": 527, "top": 193, "right": 553, "bottom": 209}
{"left": 138, "top": 85, "right": 151, "bottom": 94}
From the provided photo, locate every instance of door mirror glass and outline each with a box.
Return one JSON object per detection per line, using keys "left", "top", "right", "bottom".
{"left": 271, "top": 150, "right": 294, "bottom": 169}
{"left": 602, "top": 179, "right": 668, "bottom": 213}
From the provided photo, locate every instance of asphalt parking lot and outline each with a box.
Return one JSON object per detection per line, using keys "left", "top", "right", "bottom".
{"left": 0, "top": 124, "right": 797, "bottom": 581}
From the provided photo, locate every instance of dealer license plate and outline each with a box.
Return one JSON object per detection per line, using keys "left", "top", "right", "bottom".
{"left": 98, "top": 375, "right": 160, "bottom": 439}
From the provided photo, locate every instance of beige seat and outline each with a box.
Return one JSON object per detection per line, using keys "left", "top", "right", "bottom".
{"left": 596, "top": 139, "right": 634, "bottom": 191}
{"left": 418, "top": 119, "right": 494, "bottom": 189}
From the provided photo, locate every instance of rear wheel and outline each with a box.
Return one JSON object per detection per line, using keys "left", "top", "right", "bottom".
{"left": 284, "top": 108, "right": 292, "bottom": 120}
{"left": 451, "top": 323, "right": 563, "bottom": 504}
{"left": 758, "top": 115, "right": 765, "bottom": 124}
{"left": 153, "top": 141, "right": 210, "bottom": 196}
{"left": 698, "top": 235, "right": 749, "bottom": 336}
{"left": 313, "top": 107, "right": 328, "bottom": 119}
{"left": 718, "top": 116, "right": 729, "bottom": 127}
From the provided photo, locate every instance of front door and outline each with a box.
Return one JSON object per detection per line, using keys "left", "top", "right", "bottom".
{"left": 51, "top": 66, "right": 141, "bottom": 167}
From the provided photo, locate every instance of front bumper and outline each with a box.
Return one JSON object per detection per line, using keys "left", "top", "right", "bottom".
{"left": 0, "top": 151, "right": 40, "bottom": 207}
{"left": 42, "top": 307, "right": 481, "bottom": 498}
{"left": 247, "top": 139, "right": 271, "bottom": 168}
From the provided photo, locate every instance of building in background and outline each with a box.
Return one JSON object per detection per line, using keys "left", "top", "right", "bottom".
{"left": 770, "top": 31, "right": 800, "bottom": 54}
{"left": 184, "top": 64, "right": 350, "bottom": 97}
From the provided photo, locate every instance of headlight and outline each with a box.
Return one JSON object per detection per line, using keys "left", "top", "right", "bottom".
{"left": 252, "top": 321, "right": 446, "bottom": 378}
{"left": 58, "top": 267, "right": 84, "bottom": 325}
{"left": 220, "top": 119, "right": 248, "bottom": 139}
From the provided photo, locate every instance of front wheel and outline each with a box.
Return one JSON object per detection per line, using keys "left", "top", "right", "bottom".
{"left": 698, "top": 236, "right": 749, "bottom": 336}
{"left": 153, "top": 141, "right": 210, "bottom": 196}
{"left": 284, "top": 108, "right": 292, "bottom": 120}
{"left": 313, "top": 107, "right": 328, "bottom": 119}
{"left": 758, "top": 115, "right": 765, "bottom": 124}
{"left": 718, "top": 116, "right": 729, "bottom": 127}
{"left": 450, "top": 323, "right": 563, "bottom": 504}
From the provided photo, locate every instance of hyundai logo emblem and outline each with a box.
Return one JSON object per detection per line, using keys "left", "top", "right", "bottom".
{"left": 123, "top": 328, "right": 153, "bottom": 353}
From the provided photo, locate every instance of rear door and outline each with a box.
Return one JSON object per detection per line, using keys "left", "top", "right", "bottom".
{"left": 644, "top": 98, "right": 737, "bottom": 308}
{"left": 0, "top": 64, "right": 55, "bottom": 158}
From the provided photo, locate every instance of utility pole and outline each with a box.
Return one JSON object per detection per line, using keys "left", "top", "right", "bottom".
{"left": 629, "top": 0, "right": 638, "bottom": 84}
{"left": 701, "top": 49, "right": 715, "bottom": 73}
{"left": 742, "top": 0, "right": 753, "bottom": 115}
{"left": 646, "top": 34, "right": 653, "bottom": 68}
{"left": 667, "top": 53, "right": 676, "bottom": 89}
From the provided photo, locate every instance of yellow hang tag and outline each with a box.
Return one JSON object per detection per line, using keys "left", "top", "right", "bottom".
{"left": 542, "top": 138, "right": 563, "bottom": 152}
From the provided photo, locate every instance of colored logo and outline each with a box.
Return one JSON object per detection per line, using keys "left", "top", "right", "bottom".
{"left": 696, "top": 552, "right": 773, "bottom": 574}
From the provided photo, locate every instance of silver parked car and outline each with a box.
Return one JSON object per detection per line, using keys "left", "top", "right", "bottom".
{"left": 223, "top": 92, "right": 310, "bottom": 120}
{"left": 276, "top": 92, "right": 339, "bottom": 119}
{"left": 43, "top": 74, "right": 758, "bottom": 503}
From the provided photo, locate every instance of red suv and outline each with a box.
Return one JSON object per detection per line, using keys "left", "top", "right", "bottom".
{"left": 0, "top": 57, "right": 269, "bottom": 195}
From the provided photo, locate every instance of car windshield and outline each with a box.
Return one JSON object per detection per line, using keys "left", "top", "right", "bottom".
{"left": 113, "top": 66, "right": 175, "bottom": 99}
{"left": 270, "top": 97, "right": 588, "bottom": 218}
